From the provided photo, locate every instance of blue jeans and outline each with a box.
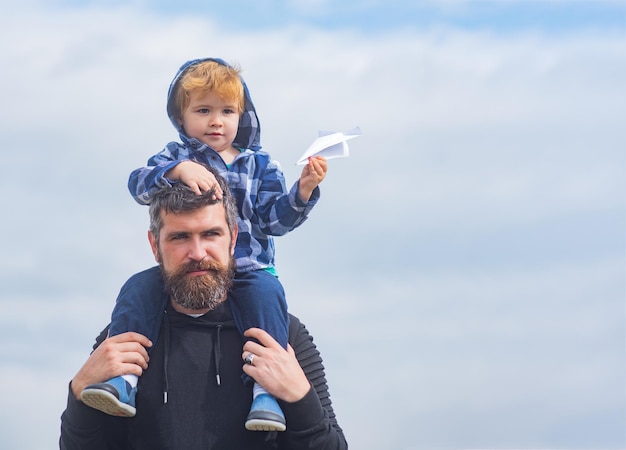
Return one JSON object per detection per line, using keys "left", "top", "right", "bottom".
{"left": 109, "top": 266, "right": 289, "bottom": 350}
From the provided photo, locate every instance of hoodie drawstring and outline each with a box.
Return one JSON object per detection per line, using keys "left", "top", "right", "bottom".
{"left": 161, "top": 312, "right": 228, "bottom": 404}
{"left": 214, "top": 324, "right": 222, "bottom": 386}
{"left": 162, "top": 310, "right": 170, "bottom": 404}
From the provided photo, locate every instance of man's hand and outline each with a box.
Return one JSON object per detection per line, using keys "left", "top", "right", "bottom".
{"left": 70, "top": 332, "right": 152, "bottom": 399}
{"left": 242, "top": 328, "right": 311, "bottom": 403}
{"left": 166, "top": 160, "right": 223, "bottom": 199}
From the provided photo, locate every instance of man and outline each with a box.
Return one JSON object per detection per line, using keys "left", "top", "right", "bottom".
{"left": 59, "top": 176, "right": 347, "bottom": 449}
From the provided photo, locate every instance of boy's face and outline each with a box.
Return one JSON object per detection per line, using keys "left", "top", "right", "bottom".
{"left": 180, "top": 90, "right": 240, "bottom": 154}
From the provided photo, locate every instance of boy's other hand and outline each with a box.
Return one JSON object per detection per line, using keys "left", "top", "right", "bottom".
{"left": 297, "top": 156, "right": 327, "bottom": 202}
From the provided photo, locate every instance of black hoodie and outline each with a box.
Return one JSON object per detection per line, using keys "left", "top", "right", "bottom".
{"left": 59, "top": 298, "right": 347, "bottom": 450}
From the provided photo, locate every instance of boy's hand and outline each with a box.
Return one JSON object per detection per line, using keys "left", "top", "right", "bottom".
{"left": 166, "top": 160, "right": 223, "bottom": 200}
{"left": 298, "top": 156, "right": 327, "bottom": 202}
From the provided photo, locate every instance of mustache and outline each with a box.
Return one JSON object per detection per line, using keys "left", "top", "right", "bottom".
{"left": 182, "top": 259, "right": 224, "bottom": 273}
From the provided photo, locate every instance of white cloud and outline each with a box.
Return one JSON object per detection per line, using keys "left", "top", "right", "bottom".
{"left": 285, "top": 256, "right": 624, "bottom": 449}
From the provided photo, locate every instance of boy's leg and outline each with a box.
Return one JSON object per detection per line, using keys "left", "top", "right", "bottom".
{"left": 230, "top": 270, "right": 289, "bottom": 432}
{"left": 81, "top": 266, "right": 167, "bottom": 417}
{"left": 230, "top": 270, "right": 289, "bottom": 349}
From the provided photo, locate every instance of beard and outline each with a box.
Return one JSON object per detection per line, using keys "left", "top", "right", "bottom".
{"left": 161, "top": 257, "right": 235, "bottom": 312}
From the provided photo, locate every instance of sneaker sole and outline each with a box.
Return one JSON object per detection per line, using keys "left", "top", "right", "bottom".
{"left": 246, "top": 419, "right": 287, "bottom": 431}
{"left": 245, "top": 418, "right": 286, "bottom": 432}
{"left": 81, "top": 389, "right": 136, "bottom": 417}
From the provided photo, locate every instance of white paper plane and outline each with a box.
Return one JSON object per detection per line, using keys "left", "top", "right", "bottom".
{"left": 296, "top": 127, "right": 361, "bottom": 165}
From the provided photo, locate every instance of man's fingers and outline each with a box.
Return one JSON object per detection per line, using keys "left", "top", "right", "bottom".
{"left": 122, "top": 350, "right": 150, "bottom": 370}
{"left": 119, "top": 363, "right": 145, "bottom": 377}
{"left": 108, "top": 331, "right": 152, "bottom": 348}
{"left": 243, "top": 327, "right": 281, "bottom": 349}
{"left": 100, "top": 333, "right": 151, "bottom": 369}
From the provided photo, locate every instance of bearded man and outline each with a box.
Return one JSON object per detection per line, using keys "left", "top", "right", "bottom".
{"left": 60, "top": 175, "right": 347, "bottom": 450}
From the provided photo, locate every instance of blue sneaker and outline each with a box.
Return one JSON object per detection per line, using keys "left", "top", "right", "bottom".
{"left": 245, "top": 393, "right": 286, "bottom": 432}
{"left": 80, "top": 376, "right": 137, "bottom": 417}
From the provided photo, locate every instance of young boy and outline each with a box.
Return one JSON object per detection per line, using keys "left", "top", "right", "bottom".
{"left": 80, "top": 58, "right": 327, "bottom": 432}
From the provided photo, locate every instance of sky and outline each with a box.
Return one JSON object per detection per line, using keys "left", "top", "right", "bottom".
{"left": 0, "top": 0, "right": 624, "bottom": 449}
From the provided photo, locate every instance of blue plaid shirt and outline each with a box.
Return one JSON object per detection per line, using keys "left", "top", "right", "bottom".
{"left": 128, "top": 58, "right": 319, "bottom": 273}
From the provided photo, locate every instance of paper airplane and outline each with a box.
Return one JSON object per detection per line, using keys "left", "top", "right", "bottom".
{"left": 296, "top": 127, "right": 361, "bottom": 165}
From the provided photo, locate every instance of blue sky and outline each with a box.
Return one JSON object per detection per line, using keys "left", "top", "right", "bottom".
{"left": 0, "top": 1, "right": 624, "bottom": 449}
{"left": 52, "top": 0, "right": 626, "bottom": 33}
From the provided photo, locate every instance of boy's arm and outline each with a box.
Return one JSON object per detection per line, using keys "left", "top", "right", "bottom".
{"left": 128, "top": 142, "right": 190, "bottom": 205}
{"left": 255, "top": 158, "right": 321, "bottom": 236}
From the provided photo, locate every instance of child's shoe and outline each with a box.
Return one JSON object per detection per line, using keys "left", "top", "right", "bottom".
{"left": 245, "top": 393, "right": 286, "bottom": 432}
{"left": 80, "top": 375, "right": 137, "bottom": 417}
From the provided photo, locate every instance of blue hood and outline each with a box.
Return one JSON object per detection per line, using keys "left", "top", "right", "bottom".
{"left": 166, "top": 57, "right": 262, "bottom": 152}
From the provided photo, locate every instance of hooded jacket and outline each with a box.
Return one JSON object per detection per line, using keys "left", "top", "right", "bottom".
{"left": 59, "top": 269, "right": 347, "bottom": 450}
{"left": 128, "top": 58, "right": 320, "bottom": 273}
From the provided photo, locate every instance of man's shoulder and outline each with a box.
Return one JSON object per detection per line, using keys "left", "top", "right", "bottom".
{"left": 287, "top": 314, "right": 310, "bottom": 343}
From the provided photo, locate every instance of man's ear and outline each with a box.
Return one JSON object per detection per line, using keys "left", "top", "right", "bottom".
{"left": 148, "top": 230, "right": 160, "bottom": 263}
{"left": 230, "top": 224, "right": 238, "bottom": 256}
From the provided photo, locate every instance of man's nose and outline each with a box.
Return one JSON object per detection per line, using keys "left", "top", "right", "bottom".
{"left": 186, "top": 238, "right": 207, "bottom": 261}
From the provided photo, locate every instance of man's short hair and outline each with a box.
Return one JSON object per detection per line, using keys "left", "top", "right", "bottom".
{"left": 148, "top": 167, "right": 238, "bottom": 245}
